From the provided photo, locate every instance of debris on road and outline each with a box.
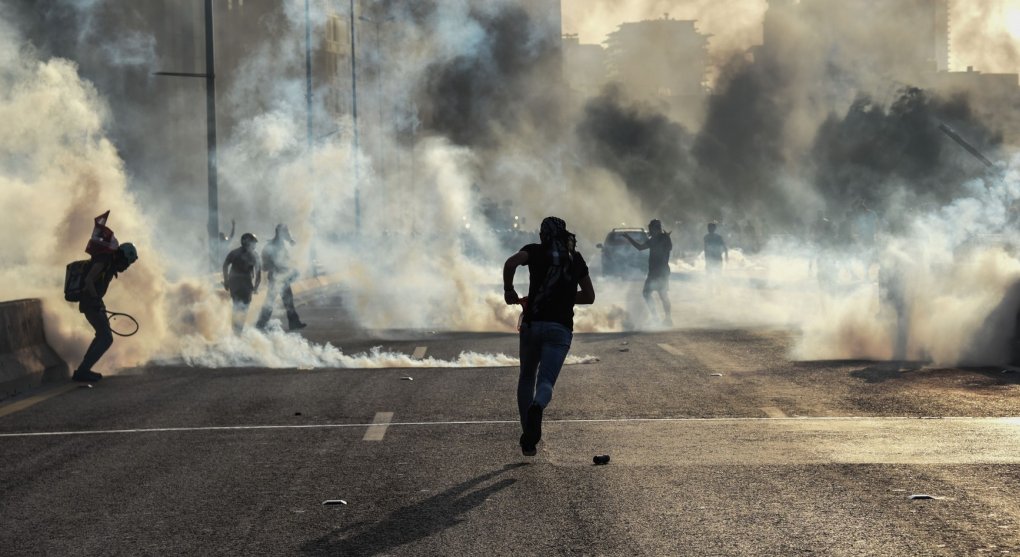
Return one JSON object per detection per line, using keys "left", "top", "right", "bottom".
{"left": 710, "top": 373, "right": 723, "bottom": 377}
{"left": 322, "top": 499, "right": 348, "bottom": 506}
{"left": 621, "top": 341, "right": 629, "bottom": 345}
{"left": 401, "top": 376, "right": 414, "bottom": 381}
{"left": 619, "top": 348, "right": 630, "bottom": 352}
{"left": 294, "top": 412, "right": 302, "bottom": 416}
{"left": 1001, "top": 369, "right": 1017, "bottom": 374}
{"left": 593, "top": 455, "right": 611, "bottom": 465}
{"left": 909, "top": 494, "right": 941, "bottom": 500}
{"left": 78, "top": 384, "right": 93, "bottom": 389}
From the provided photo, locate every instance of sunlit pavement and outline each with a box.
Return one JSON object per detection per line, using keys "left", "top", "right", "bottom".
{"left": 2, "top": 304, "right": 1019, "bottom": 556}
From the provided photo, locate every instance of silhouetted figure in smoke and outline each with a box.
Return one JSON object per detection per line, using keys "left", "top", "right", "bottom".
{"left": 811, "top": 212, "right": 838, "bottom": 285}
{"left": 625, "top": 219, "right": 673, "bottom": 327}
{"left": 879, "top": 254, "right": 910, "bottom": 362}
{"left": 212, "top": 218, "right": 235, "bottom": 267}
{"left": 704, "top": 222, "right": 728, "bottom": 275}
{"left": 255, "top": 224, "right": 307, "bottom": 331}
{"left": 222, "top": 232, "right": 261, "bottom": 334}
{"left": 503, "top": 217, "right": 595, "bottom": 457}
{"left": 74, "top": 243, "right": 138, "bottom": 382}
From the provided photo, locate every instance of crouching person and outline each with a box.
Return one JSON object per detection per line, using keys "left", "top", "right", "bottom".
{"left": 73, "top": 243, "right": 138, "bottom": 382}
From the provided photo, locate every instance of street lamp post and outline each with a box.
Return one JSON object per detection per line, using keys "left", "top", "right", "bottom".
{"left": 154, "top": 0, "right": 218, "bottom": 268}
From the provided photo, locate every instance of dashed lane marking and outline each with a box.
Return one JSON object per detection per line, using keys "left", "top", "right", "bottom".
{"left": 0, "top": 384, "right": 78, "bottom": 419}
{"left": 658, "top": 343, "right": 684, "bottom": 356}
{"left": 363, "top": 412, "right": 394, "bottom": 441}
{"left": 411, "top": 347, "right": 428, "bottom": 360}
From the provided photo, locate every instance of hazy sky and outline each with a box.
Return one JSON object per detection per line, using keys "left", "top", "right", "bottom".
{"left": 561, "top": 0, "right": 1020, "bottom": 74}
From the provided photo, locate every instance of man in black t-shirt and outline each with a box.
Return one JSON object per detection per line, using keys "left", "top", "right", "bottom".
{"left": 503, "top": 217, "right": 596, "bottom": 456}
{"left": 625, "top": 219, "right": 673, "bottom": 326}
{"left": 73, "top": 243, "right": 138, "bottom": 383}
{"left": 222, "top": 232, "right": 262, "bottom": 334}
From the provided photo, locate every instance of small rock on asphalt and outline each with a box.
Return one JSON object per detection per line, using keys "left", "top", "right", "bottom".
{"left": 322, "top": 500, "right": 348, "bottom": 506}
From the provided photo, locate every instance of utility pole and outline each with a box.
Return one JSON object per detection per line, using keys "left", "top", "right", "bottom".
{"left": 305, "top": 0, "right": 313, "bottom": 152}
{"left": 155, "top": 0, "right": 218, "bottom": 267}
{"left": 204, "top": 0, "right": 218, "bottom": 261}
{"left": 349, "top": 0, "right": 361, "bottom": 232}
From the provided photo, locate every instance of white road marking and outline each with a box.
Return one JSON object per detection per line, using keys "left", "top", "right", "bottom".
{"left": 0, "top": 384, "right": 78, "bottom": 419}
{"left": 362, "top": 412, "right": 394, "bottom": 441}
{"left": 658, "top": 343, "right": 684, "bottom": 356}
{"left": 411, "top": 347, "right": 428, "bottom": 360}
{"left": 762, "top": 406, "right": 788, "bottom": 418}
{"left": 0, "top": 416, "right": 1017, "bottom": 438}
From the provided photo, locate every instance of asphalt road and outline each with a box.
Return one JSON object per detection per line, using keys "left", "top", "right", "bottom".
{"left": 2, "top": 297, "right": 1020, "bottom": 556}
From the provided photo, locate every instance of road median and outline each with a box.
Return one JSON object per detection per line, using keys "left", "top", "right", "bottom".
{"left": 0, "top": 299, "right": 69, "bottom": 400}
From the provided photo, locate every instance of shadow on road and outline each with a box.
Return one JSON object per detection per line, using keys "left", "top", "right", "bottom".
{"left": 301, "top": 463, "right": 526, "bottom": 555}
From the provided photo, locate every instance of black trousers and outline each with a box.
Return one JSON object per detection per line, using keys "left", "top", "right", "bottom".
{"left": 256, "top": 279, "right": 301, "bottom": 328}
{"left": 77, "top": 307, "right": 113, "bottom": 372}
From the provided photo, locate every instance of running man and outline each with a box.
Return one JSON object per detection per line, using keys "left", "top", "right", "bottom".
{"left": 503, "top": 217, "right": 596, "bottom": 456}
{"left": 704, "top": 222, "right": 728, "bottom": 275}
{"left": 222, "top": 232, "right": 261, "bottom": 334}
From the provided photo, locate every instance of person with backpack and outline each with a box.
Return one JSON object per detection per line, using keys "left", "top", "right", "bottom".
{"left": 255, "top": 224, "right": 307, "bottom": 331}
{"left": 624, "top": 219, "right": 674, "bottom": 326}
{"left": 72, "top": 243, "right": 138, "bottom": 382}
{"left": 503, "top": 217, "right": 596, "bottom": 456}
{"left": 222, "top": 232, "right": 261, "bottom": 334}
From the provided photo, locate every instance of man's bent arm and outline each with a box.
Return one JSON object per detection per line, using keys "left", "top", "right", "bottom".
{"left": 503, "top": 251, "right": 529, "bottom": 304}
{"left": 222, "top": 257, "right": 231, "bottom": 287}
{"left": 575, "top": 275, "right": 595, "bottom": 305}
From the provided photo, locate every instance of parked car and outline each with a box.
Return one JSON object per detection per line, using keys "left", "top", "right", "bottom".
{"left": 596, "top": 227, "right": 647, "bottom": 277}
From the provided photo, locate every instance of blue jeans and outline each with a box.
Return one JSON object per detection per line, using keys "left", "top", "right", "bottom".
{"left": 518, "top": 321, "right": 573, "bottom": 428}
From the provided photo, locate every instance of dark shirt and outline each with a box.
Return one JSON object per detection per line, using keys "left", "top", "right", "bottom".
{"left": 521, "top": 243, "right": 589, "bottom": 331}
{"left": 79, "top": 253, "right": 116, "bottom": 312}
{"left": 646, "top": 233, "right": 672, "bottom": 278}
{"left": 224, "top": 247, "right": 260, "bottom": 279}
{"left": 704, "top": 232, "right": 727, "bottom": 262}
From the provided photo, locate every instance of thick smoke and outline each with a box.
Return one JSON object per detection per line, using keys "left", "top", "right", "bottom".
{"left": 6, "top": 0, "right": 1020, "bottom": 372}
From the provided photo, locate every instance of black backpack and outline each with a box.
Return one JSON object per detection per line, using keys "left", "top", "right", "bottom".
{"left": 64, "top": 260, "right": 91, "bottom": 302}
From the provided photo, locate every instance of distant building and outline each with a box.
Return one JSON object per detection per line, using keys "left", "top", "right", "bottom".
{"left": 562, "top": 34, "right": 606, "bottom": 97}
{"left": 604, "top": 15, "right": 709, "bottom": 124}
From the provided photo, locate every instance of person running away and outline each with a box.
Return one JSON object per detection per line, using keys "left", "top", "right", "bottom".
{"left": 503, "top": 217, "right": 596, "bottom": 456}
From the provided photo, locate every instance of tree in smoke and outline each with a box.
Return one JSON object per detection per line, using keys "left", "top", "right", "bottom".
{"left": 811, "top": 87, "right": 1003, "bottom": 216}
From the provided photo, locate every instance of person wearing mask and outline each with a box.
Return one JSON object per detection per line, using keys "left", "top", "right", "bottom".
{"left": 255, "top": 224, "right": 307, "bottom": 331}
{"left": 503, "top": 217, "right": 596, "bottom": 456}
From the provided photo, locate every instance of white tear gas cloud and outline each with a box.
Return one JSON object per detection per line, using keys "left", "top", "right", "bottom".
{"left": 162, "top": 324, "right": 598, "bottom": 369}
{"left": 5, "top": 0, "right": 1020, "bottom": 373}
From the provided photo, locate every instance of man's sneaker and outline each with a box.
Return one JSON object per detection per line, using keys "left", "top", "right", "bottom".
{"left": 289, "top": 321, "right": 308, "bottom": 331}
{"left": 523, "top": 403, "right": 543, "bottom": 447}
{"left": 520, "top": 433, "right": 536, "bottom": 457}
{"left": 72, "top": 369, "right": 103, "bottom": 383}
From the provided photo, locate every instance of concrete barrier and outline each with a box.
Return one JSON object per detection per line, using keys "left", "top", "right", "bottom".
{"left": 0, "top": 299, "right": 69, "bottom": 400}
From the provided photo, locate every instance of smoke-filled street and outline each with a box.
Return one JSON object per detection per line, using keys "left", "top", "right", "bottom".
{"left": 1, "top": 293, "right": 1020, "bottom": 555}
{"left": 3, "top": 0, "right": 1020, "bottom": 555}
